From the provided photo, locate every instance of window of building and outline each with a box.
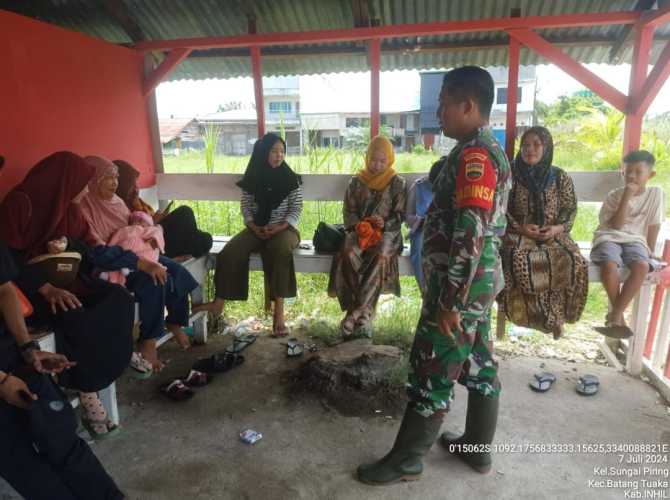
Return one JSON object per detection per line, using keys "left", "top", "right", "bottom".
{"left": 345, "top": 117, "right": 370, "bottom": 128}
{"left": 496, "top": 87, "right": 523, "bottom": 105}
{"left": 269, "top": 101, "right": 292, "bottom": 113}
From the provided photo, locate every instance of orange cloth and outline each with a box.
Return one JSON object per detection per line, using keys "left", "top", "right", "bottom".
{"left": 10, "top": 282, "right": 33, "bottom": 317}
{"left": 355, "top": 217, "right": 383, "bottom": 251}
{"left": 357, "top": 135, "right": 397, "bottom": 191}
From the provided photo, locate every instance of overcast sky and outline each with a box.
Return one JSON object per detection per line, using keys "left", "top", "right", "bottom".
{"left": 156, "top": 63, "right": 670, "bottom": 119}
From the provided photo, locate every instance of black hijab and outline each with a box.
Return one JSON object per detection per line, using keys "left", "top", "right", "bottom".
{"left": 236, "top": 133, "right": 302, "bottom": 226}
{"left": 513, "top": 126, "right": 558, "bottom": 226}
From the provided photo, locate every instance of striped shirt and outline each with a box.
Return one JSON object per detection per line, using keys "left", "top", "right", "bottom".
{"left": 240, "top": 187, "right": 303, "bottom": 229}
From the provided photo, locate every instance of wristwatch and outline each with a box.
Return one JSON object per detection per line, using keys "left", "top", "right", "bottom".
{"left": 19, "top": 340, "right": 41, "bottom": 354}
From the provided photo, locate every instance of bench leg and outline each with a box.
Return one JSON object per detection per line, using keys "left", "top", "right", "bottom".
{"left": 98, "top": 383, "right": 119, "bottom": 426}
{"left": 626, "top": 283, "right": 653, "bottom": 376}
{"left": 651, "top": 293, "right": 670, "bottom": 370}
{"left": 189, "top": 310, "right": 208, "bottom": 345}
{"left": 496, "top": 302, "right": 506, "bottom": 340}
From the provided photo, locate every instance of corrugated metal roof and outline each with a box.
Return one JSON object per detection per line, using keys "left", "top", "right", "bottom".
{"left": 2, "top": 0, "right": 669, "bottom": 80}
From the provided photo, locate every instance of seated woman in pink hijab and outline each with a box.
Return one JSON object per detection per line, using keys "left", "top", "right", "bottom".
{"left": 79, "top": 156, "right": 198, "bottom": 368}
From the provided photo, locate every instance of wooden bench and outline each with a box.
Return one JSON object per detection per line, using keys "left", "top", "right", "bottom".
{"left": 153, "top": 170, "right": 662, "bottom": 376}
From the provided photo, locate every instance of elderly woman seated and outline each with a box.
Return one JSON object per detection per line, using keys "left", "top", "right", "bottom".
{"left": 328, "top": 136, "right": 407, "bottom": 337}
{"left": 79, "top": 156, "right": 199, "bottom": 367}
{"left": 0, "top": 151, "right": 136, "bottom": 440}
{"left": 193, "top": 133, "right": 303, "bottom": 338}
{"left": 499, "top": 126, "right": 588, "bottom": 339}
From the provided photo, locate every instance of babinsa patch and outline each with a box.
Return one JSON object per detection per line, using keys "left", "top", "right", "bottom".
{"left": 464, "top": 151, "right": 487, "bottom": 181}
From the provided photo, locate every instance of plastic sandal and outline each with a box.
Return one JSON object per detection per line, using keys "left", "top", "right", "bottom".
{"left": 576, "top": 374, "right": 599, "bottom": 396}
{"left": 340, "top": 314, "right": 356, "bottom": 337}
{"left": 225, "top": 334, "right": 257, "bottom": 354}
{"left": 160, "top": 379, "right": 195, "bottom": 402}
{"left": 183, "top": 369, "right": 213, "bottom": 387}
{"left": 129, "top": 352, "right": 153, "bottom": 379}
{"left": 594, "top": 325, "right": 633, "bottom": 339}
{"left": 529, "top": 372, "right": 556, "bottom": 393}
{"left": 287, "top": 338, "right": 303, "bottom": 358}
{"left": 192, "top": 352, "right": 245, "bottom": 374}
{"left": 81, "top": 416, "right": 120, "bottom": 441}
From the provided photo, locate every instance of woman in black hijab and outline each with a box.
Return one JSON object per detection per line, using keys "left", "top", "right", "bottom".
{"left": 499, "top": 126, "right": 588, "bottom": 339}
{"left": 194, "top": 133, "right": 303, "bottom": 337}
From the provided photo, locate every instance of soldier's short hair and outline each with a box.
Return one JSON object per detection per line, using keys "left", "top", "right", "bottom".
{"left": 441, "top": 66, "right": 495, "bottom": 119}
{"left": 623, "top": 150, "right": 655, "bottom": 170}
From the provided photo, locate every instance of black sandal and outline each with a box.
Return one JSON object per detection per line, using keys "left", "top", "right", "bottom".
{"left": 225, "top": 334, "right": 257, "bottom": 354}
{"left": 576, "top": 374, "right": 599, "bottom": 396}
{"left": 182, "top": 369, "right": 213, "bottom": 387}
{"left": 192, "top": 352, "right": 245, "bottom": 374}
{"left": 529, "top": 372, "right": 556, "bottom": 393}
{"left": 160, "top": 379, "right": 195, "bottom": 402}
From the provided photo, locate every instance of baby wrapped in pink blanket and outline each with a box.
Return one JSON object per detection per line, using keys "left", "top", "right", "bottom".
{"left": 103, "top": 211, "right": 165, "bottom": 285}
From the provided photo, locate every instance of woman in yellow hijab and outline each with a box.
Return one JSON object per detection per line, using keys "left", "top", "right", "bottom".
{"left": 328, "top": 136, "right": 407, "bottom": 337}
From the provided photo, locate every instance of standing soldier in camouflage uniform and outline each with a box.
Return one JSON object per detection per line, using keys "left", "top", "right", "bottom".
{"left": 357, "top": 66, "right": 511, "bottom": 485}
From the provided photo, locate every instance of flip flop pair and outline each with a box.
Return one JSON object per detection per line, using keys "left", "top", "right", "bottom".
{"left": 159, "top": 369, "right": 214, "bottom": 402}
{"left": 529, "top": 372, "right": 600, "bottom": 396}
{"left": 192, "top": 352, "right": 245, "bottom": 374}
{"left": 225, "top": 334, "right": 257, "bottom": 354}
{"left": 287, "top": 338, "right": 303, "bottom": 357}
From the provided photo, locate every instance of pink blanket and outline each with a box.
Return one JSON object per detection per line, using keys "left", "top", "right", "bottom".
{"left": 106, "top": 225, "right": 165, "bottom": 285}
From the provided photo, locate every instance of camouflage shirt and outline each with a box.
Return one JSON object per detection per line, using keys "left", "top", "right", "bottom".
{"left": 422, "top": 127, "right": 512, "bottom": 315}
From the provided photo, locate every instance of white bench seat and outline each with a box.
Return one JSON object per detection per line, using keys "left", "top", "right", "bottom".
{"left": 31, "top": 330, "right": 119, "bottom": 426}
{"left": 154, "top": 170, "right": 662, "bottom": 378}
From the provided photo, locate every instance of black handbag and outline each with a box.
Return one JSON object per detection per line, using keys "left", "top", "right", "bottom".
{"left": 313, "top": 222, "right": 346, "bottom": 253}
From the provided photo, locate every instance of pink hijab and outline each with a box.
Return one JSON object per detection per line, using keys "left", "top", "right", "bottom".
{"left": 79, "top": 156, "right": 131, "bottom": 245}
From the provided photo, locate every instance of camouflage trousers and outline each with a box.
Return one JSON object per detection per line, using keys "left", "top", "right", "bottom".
{"left": 406, "top": 306, "right": 500, "bottom": 418}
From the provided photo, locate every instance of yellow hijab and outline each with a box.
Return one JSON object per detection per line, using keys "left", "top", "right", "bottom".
{"left": 357, "top": 135, "right": 397, "bottom": 191}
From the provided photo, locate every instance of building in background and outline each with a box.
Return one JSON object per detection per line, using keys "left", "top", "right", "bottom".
{"left": 301, "top": 108, "right": 420, "bottom": 151}
{"left": 419, "top": 67, "right": 537, "bottom": 152}
{"left": 160, "top": 117, "right": 201, "bottom": 154}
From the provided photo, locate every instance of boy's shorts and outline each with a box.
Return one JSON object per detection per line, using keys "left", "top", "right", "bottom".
{"left": 590, "top": 241, "right": 651, "bottom": 269}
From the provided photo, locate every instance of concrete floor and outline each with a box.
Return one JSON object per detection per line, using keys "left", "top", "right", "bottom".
{"left": 2, "top": 333, "right": 670, "bottom": 500}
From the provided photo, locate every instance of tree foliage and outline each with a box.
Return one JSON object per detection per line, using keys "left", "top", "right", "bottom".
{"left": 536, "top": 91, "right": 608, "bottom": 126}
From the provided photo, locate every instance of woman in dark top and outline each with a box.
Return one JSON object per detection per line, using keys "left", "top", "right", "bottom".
{"left": 0, "top": 241, "right": 123, "bottom": 500}
{"left": 0, "top": 151, "right": 167, "bottom": 438}
{"left": 194, "top": 133, "right": 303, "bottom": 337}
{"left": 114, "top": 159, "right": 213, "bottom": 261}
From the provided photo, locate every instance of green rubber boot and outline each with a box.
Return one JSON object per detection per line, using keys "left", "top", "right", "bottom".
{"left": 440, "top": 390, "right": 499, "bottom": 473}
{"left": 357, "top": 406, "right": 443, "bottom": 485}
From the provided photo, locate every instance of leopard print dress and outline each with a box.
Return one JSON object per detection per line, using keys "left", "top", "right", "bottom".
{"left": 500, "top": 168, "right": 588, "bottom": 335}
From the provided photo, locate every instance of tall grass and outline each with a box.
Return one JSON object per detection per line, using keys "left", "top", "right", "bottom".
{"left": 164, "top": 148, "right": 666, "bottom": 350}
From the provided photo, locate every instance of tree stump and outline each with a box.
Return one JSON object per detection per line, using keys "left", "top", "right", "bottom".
{"left": 292, "top": 340, "right": 407, "bottom": 416}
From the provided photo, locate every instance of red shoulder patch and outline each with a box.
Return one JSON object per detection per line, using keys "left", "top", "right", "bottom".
{"left": 456, "top": 147, "right": 497, "bottom": 210}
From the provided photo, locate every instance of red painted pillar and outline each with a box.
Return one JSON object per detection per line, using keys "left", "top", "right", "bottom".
{"left": 505, "top": 37, "right": 520, "bottom": 160}
{"left": 645, "top": 240, "right": 670, "bottom": 360}
{"left": 369, "top": 38, "right": 381, "bottom": 138}
{"left": 623, "top": 24, "right": 653, "bottom": 154}
{"left": 251, "top": 46, "right": 265, "bottom": 138}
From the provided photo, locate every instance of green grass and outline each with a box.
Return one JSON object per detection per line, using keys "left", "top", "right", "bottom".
{"left": 164, "top": 149, "right": 662, "bottom": 353}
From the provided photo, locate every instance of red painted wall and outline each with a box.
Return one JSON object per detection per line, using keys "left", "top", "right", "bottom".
{"left": 0, "top": 10, "right": 156, "bottom": 200}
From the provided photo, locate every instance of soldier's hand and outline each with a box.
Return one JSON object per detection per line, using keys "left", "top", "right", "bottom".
{"left": 437, "top": 309, "right": 463, "bottom": 337}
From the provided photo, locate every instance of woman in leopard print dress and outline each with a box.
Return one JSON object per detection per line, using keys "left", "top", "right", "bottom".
{"left": 499, "top": 127, "right": 588, "bottom": 339}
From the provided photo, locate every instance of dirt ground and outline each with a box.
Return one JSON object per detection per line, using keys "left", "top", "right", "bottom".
{"left": 2, "top": 329, "right": 670, "bottom": 500}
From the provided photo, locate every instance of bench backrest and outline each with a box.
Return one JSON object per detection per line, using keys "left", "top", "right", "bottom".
{"left": 154, "top": 171, "right": 622, "bottom": 203}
